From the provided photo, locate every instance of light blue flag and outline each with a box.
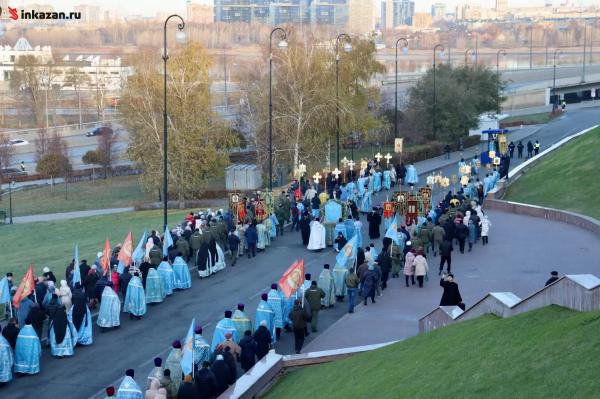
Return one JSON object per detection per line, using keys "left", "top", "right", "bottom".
{"left": 0, "top": 277, "right": 10, "bottom": 304}
{"left": 336, "top": 235, "right": 358, "bottom": 269}
{"left": 72, "top": 244, "right": 81, "bottom": 286}
{"left": 163, "top": 226, "right": 174, "bottom": 257}
{"left": 180, "top": 318, "right": 195, "bottom": 377}
{"left": 385, "top": 215, "right": 400, "bottom": 245}
{"left": 117, "top": 260, "right": 125, "bottom": 275}
{"left": 132, "top": 229, "right": 148, "bottom": 265}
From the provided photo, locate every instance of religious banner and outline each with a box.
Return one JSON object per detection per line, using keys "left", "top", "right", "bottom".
{"left": 419, "top": 187, "right": 432, "bottom": 216}
{"left": 383, "top": 201, "right": 395, "bottom": 219}
{"left": 406, "top": 199, "right": 419, "bottom": 225}
{"left": 394, "top": 191, "right": 409, "bottom": 216}
{"left": 12, "top": 265, "right": 35, "bottom": 309}
{"left": 254, "top": 199, "right": 267, "bottom": 221}
{"left": 278, "top": 260, "right": 305, "bottom": 299}
{"left": 323, "top": 199, "right": 344, "bottom": 224}
{"left": 394, "top": 138, "right": 404, "bottom": 153}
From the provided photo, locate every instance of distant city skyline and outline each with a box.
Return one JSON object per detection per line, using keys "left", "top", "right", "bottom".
{"left": 5, "top": 0, "right": 597, "bottom": 18}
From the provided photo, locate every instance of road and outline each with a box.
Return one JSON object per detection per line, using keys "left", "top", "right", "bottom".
{"left": 3, "top": 106, "right": 599, "bottom": 399}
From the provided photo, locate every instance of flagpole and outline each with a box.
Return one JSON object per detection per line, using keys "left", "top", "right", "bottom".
{"left": 9, "top": 301, "right": 13, "bottom": 318}
{"left": 33, "top": 289, "right": 38, "bottom": 304}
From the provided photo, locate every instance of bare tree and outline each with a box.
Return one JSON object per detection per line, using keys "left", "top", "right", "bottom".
{"left": 64, "top": 68, "right": 91, "bottom": 128}
{"left": 96, "top": 130, "right": 117, "bottom": 178}
{"left": 35, "top": 133, "right": 71, "bottom": 185}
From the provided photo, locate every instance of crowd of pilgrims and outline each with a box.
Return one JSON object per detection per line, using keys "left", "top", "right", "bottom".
{"left": 0, "top": 157, "right": 498, "bottom": 398}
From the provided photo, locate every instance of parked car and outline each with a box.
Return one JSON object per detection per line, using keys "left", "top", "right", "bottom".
{"left": 0, "top": 168, "right": 27, "bottom": 178}
{"left": 0, "top": 139, "right": 29, "bottom": 147}
{"left": 85, "top": 126, "right": 113, "bottom": 137}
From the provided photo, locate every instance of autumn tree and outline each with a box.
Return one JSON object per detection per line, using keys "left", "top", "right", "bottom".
{"left": 240, "top": 34, "right": 386, "bottom": 177}
{"left": 120, "top": 43, "right": 238, "bottom": 203}
{"left": 35, "top": 133, "right": 71, "bottom": 184}
{"left": 64, "top": 68, "right": 91, "bottom": 128}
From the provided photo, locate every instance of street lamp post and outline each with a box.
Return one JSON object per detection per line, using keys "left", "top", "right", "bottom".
{"left": 432, "top": 44, "right": 445, "bottom": 140}
{"left": 582, "top": 19, "right": 587, "bottom": 83}
{"left": 268, "top": 27, "right": 288, "bottom": 192}
{"left": 464, "top": 48, "right": 473, "bottom": 65}
{"left": 162, "top": 14, "right": 185, "bottom": 231}
{"left": 8, "top": 181, "right": 14, "bottom": 224}
{"left": 496, "top": 49, "right": 507, "bottom": 74}
{"left": 553, "top": 49, "right": 563, "bottom": 109}
{"left": 528, "top": 26, "right": 533, "bottom": 70}
{"left": 394, "top": 37, "right": 408, "bottom": 139}
{"left": 468, "top": 31, "right": 478, "bottom": 65}
{"left": 335, "top": 33, "right": 352, "bottom": 169}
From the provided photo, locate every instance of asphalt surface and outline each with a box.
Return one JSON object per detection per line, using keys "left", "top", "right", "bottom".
{"left": 2, "top": 106, "right": 599, "bottom": 398}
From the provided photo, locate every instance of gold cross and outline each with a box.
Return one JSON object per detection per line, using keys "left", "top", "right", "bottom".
{"left": 332, "top": 168, "right": 341, "bottom": 179}
{"left": 313, "top": 172, "right": 322, "bottom": 183}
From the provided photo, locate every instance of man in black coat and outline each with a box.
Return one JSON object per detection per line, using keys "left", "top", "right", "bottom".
{"left": 1, "top": 318, "right": 20, "bottom": 349}
{"left": 366, "top": 207, "right": 382, "bottom": 240}
{"left": 211, "top": 354, "right": 231, "bottom": 396}
{"left": 454, "top": 222, "right": 468, "bottom": 253}
{"left": 195, "top": 361, "right": 218, "bottom": 399}
{"left": 289, "top": 299, "right": 309, "bottom": 354}
{"left": 27, "top": 303, "right": 46, "bottom": 339}
{"left": 395, "top": 163, "right": 407, "bottom": 185}
{"left": 119, "top": 267, "right": 132, "bottom": 299}
{"left": 439, "top": 239, "right": 453, "bottom": 275}
{"left": 439, "top": 273, "right": 463, "bottom": 308}
{"left": 238, "top": 330, "right": 257, "bottom": 372}
{"left": 376, "top": 251, "right": 392, "bottom": 290}
{"left": 222, "top": 346, "right": 237, "bottom": 385}
{"left": 253, "top": 322, "right": 272, "bottom": 360}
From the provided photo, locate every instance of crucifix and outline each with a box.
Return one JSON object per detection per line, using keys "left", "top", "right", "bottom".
{"left": 348, "top": 160, "right": 355, "bottom": 181}
{"left": 375, "top": 152, "right": 383, "bottom": 164}
{"left": 332, "top": 167, "right": 341, "bottom": 181}
{"left": 384, "top": 153, "right": 392, "bottom": 165}
{"left": 313, "top": 172, "right": 322, "bottom": 184}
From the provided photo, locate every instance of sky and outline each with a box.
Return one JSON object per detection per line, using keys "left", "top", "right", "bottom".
{"left": 9, "top": 0, "right": 596, "bottom": 18}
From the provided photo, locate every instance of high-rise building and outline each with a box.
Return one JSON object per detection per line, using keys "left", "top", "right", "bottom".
{"left": 431, "top": 2, "right": 446, "bottom": 20}
{"left": 214, "top": 0, "right": 270, "bottom": 24}
{"left": 310, "top": 0, "right": 350, "bottom": 27}
{"left": 380, "top": 0, "right": 414, "bottom": 29}
{"left": 412, "top": 12, "right": 432, "bottom": 29}
{"left": 187, "top": 1, "right": 215, "bottom": 24}
{"left": 495, "top": 0, "right": 508, "bottom": 12}
{"left": 270, "top": 1, "right": 310, "bottom": 25}
{"left": 73, "top": 4, "right": 102, "bottom": 23}
{"left": 348, "top": 0, "right": 374, "bottom": 33}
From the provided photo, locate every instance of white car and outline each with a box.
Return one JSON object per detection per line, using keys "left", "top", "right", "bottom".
{"left": 0, "top": 139, "right": 29, "bottom": 147}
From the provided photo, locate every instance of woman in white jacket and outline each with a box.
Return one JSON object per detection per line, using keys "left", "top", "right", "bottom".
{"left": 481, "top": 214, "right": 492, "bottom": 246}
{"left": 413, "top": 252, "right": 429, "bottom": 288}
{"left": 58, "top": 279, "right": 73, "bottom": 310}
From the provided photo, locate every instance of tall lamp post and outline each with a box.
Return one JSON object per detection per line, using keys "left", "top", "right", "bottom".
{"left": 528, "top": 26, "right": 533, "bottom": 70}
{"left": 268, "top": 27, "right": 288, "bottom": 192}
{"left": 553, "top": 49, "right": 563, "bottom": 109}
{"left": 464, "top": 48, "right": 474, "bottom": 65}
{"left": 432, "top": 44, "right": 445, "bottom": 140}
{"left": 162, "top": 14, "right": 186, "bottom": 231}
{"left": 8, "top": 181, "right": 14, "bottom": 225}
{"left": 468, "top": 31, "right": 478, "bottom": 65}
{"left": 335, "top": 33, "right": 352, "bottom": 168}
{"left": 394, "top": 37, "right": 408, "bottom": 139}
{"left": 496, "top": 49, "right": 507, "bottom": 74}
{"left": 582, "top": 18, "right": 587, "bottom": 83}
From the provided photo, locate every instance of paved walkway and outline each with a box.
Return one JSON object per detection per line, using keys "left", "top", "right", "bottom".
{"left": 305, "top": 209, "right": 600, "bottom": 352}
{"left": 506, "top": 100, "right": 600, "bottom": 116}
{"left": 11, "top": 207, "right": 134, "bottom": 224}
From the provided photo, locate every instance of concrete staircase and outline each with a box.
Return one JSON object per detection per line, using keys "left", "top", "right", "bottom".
{"left": 419, "top": 274, "right": 600, "bottom": 334}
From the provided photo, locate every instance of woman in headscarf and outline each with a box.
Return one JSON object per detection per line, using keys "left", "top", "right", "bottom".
{"left": 58, "top": 280, "right": 73, "bottom": 310}
{"left": 84, "top": 266, "right": 99, "bottom": 308}
{"left": 49, "top": 306, "right": 77, "bottom": 357}
{"left": 69, "top": 283, "right": 93, "bottom": 345}
{"left": 145, "top": 379, "right": 160, "bottom": 399}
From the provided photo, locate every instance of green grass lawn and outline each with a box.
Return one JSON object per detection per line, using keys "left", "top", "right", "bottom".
{"left": 501, "top": 112, "right": 556, "bottom": 125}
{"left": 504, "top": 127, "right": 600, "bottom": 220}
{"left": 4, "top": 175, "right": 156, "bottom": 217}
{"left": 264, "top": 306, "right": 600, "bottom": 399}
{"left": 0, "top": 209, "right": 192, "bottom": 279}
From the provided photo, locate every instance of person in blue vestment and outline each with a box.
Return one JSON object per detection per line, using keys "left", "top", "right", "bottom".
{"left": 97, "top": 285, "right": 121, "bottom": 330}
{"left": 383, "top": 170, "right": 391, "bottom": 190}
{"left": 269, "top": 213, "right": 278, "bottom": 238}
{"left": 211, "top": 310, "right": 238, "bottom": 352}
{"left": 360, "top": 188, "right": 372, "bottom": 213}
{"left": 346, "top": 181, "right": 356, "bottom": 201}
{"left": 49, "top": 306, "right": 77, "bottom": 357}
{"left": 405, "top": 163, "right": 419, "bottom": 187}
{"left": 344, "top": 216, "right": 355, "bottom": 240}
{"left": 367, "top": 174, "right": 374, "bottom": 192}
{"left": 353, "top": 218, "right": 363, "bottom": 249}
{"left": 483, "top": 174, "right": 492, "bottom": 196}
{"left": 373, "top": 171, "right": 382, "bottom": 192}
{"left": 14, "top": 322, "right": 41, "bottom": 375}
{"left": 123, "top": 274, "right": 146, "bottom": 320}
{"left": 69, "top": 286, "right": 93, "bottom": 346}
{"left": 145, "top": 268, "right": 165, "bottom": 304}
{"left": 116, "top": 369, "right": 142, "bottom": 399}
{"left": 232, "top": 303, "right": 253, "bottom": 340}
{"left": 172, "top": 256, "right": 192, "bottom": 290}
{"left": 254, "top": 294, "right": 276, "bottom": 343}
{"left": 332, "top": 261, "right": 349, "bottom": 300}
{"left": 458, "top": 158, "right": 467, "bottom": 177}
{"left": 318, "top": 264, "right": 336, "bottom": 307}
{"left": 357, "top": 178, "right": 366, "bottom": 195}
{"left": 0, "top": 327, "right": 14, "bottom": 384}
{"left": 471, "top": 155, "right": 479, "bottom": 175}
{"left": 267, "top": 284, "right": 284, "bottom": 340}
{"left": 157, "top": 260, "right": 174, "bottom": 296}
{"left": 335, "top": 218, "right": 348, "bottom": 240}
{"left": 193, "top": 325, "right": 211, "bottom": 367}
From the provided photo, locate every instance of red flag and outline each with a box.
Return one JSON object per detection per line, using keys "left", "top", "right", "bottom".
{"left": 278, "top": 259, "right": 305, "bottom": 299}
{"left": 100, "top": 238, "right": 111, "bottom": 276}
{"left": 12, "top": 265, "right": 35, "bottom": 309}
{"left": 118, "top": 232, "right": 133, "bottom": 267}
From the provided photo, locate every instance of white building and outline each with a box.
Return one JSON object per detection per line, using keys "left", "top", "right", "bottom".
{"left": 0, "top": 37, "right": 131, "bottom": 91}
